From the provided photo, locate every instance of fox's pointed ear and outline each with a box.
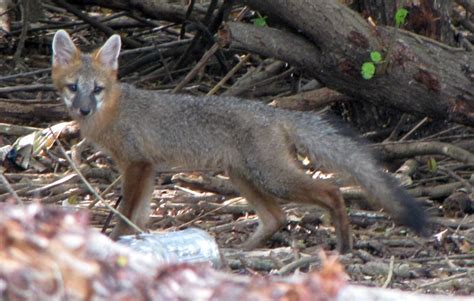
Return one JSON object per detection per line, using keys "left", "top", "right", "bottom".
{"left": 52, "top": 30, "right": 78, "bottom": 67}
{"left": 95, "top": 34, "right": 121, "bottom": 71}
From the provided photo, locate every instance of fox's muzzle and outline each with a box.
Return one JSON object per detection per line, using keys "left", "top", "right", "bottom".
{"left": 71, "top": 89, "right": 97, "bottom": 117}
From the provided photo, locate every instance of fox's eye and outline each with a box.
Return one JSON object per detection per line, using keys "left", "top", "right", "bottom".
{"left": 67, "top": 84, "right": 77, "bottom": 92}
{"left": 94, "top": 86, "right": 104, "bottom": 94}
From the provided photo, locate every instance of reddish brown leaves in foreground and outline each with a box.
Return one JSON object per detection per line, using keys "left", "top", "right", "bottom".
{"left": 0, "top": 203, "right": 347, "bottom": 301}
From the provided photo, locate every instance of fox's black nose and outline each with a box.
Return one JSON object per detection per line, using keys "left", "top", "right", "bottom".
{"left": 79, "top": 108, "right": 91, "bottom": 116}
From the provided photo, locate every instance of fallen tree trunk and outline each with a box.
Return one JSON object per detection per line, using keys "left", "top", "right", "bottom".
{"left": 239, "top": 0, "right": 474, "bottom": 125}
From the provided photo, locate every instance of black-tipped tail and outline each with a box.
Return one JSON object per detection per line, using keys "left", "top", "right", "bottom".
{"left": 392, "top": 187, "right": 429, "bottom": 237}
{"left": 288, "top": 113, "right": 428, "bottom": 236}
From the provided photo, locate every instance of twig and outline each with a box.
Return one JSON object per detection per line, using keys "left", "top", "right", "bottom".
{"left": 38, "top": 187, "right": 85, "bottom": 204}
{"left": 26, "top": 173, "right": 77, "bottom": 196}
{"left": 453, "top": 214, "right": 471, "bottom": 234}
{"left": 408, "top": 179, "right": 473, "bottom": 199}
{"left": 207, "top": 54, "right": 251, "bottom": 96}
{"left": 431, "top": 216, "right": 474, "bottom": 230}
{"left": 69, "top": 11, "right": 129, "bottom": 35}
{"left": 172, "top": 43, "right": 220, "bottom": 93}
{"left": 407, "top": 254, "right": 474, "bottom": 263}
{"left": 13, "top": 0, "right": 28, "bottom": 67}
{"left": 120, "top": 39, "right": 190, "bottom": 56}
{"left": 399, "top": 117, "right": 429, "bottom": 141}
{"left": 179, "top": 0, "right": 195, "bottom": 39}
{"left": 0, "top": 84, "right": 54, "bottom": 94}
{"left": 421, "top": 125, "right": 464, "bottom": 140}
{"left": 0, "top": 123, "right": 42, "bottom": 136}
{"left": 0, "top": 67, "right": 51, "bottom": 82}
{"left": 176, "top": 197, "right": 244, "bottom": 229}
{"left": 173, "top": 0, "right": 219, "bottom": 70}
{"left": 374, "top": 141, "right": 474, "bottom": 164}
{"left": 88, "top": 175, "right": 122, "bottom": 209}
{"left": 417, "top": 271, "right": 469, "bottom": 289}
{"left": 174, "top": 185, "right": 203, "bottom": 196}
{"left": 384, "top": 114, "right": 410, "bottom": 142}
{"left": 438, "top": 166, "right": 473, "bottom": 193}
{"left": 209, "top": 216, "right": 258, "bottom": 233}
{"left": 0, "top": 173, "right": 24, "bottom": 206}
{"left": 52, "top": 0, "right": 142, "bottom": 48}
{"left": 382, "top": 256, "right": 395, "bottom": 288}
{"left": 101, "top": 195, "right": 122, "bottom": 233}
{"left": 276, "top": 256, "right": 321, "bottom": 275}
{"left": 379, "top": 18, "right": 399, "bottom": 75}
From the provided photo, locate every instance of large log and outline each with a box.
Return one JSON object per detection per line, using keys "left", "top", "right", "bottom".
{"left": 241, "top": 0, "right": 474, "bottom": 125}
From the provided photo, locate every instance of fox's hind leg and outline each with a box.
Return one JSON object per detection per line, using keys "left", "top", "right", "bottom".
{"left": 229, "top": 171, "right": 286, "bottom": 250}
{"left": 231, "top": 160, "right": 352, "bottom": 253}
{"left": 285, "top": 177, "right": 353, "bottom": 253}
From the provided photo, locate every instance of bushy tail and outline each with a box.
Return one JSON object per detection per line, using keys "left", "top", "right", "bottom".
{"left": 287, "top": 112, "right": 427, "bottom": 235}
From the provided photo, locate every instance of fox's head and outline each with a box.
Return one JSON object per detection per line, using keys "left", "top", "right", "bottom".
{"left": 51, "top": 30, "right": 121, "bottom": 120}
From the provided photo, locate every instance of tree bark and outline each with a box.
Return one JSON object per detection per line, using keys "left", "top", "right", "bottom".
{"left": 0, "top": 98, "right": 68, "bottom": 124}
{"left": 77, "top": 0, "right": 206, "bottom": 23}
{"left": 241, "top": 0, "right": 474, "bottom": 125}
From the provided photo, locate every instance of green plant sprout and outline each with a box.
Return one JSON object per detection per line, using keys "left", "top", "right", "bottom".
{"left": 252, "top": 12, "right": 268, "bottom": 27}
{"left": 370, "top": 51, "right": 382, "bottom": 63}
{"left": 395, "top": 8, "right": 408, "bottom": 27}
{"left": 361, "top": 50, "right": 382, "bottom": 79}
{"left": 361, "top": 8, "right": 408, "bottom": 80}
{"left": 427, "top": 157, "right": 438, "bottom": 172}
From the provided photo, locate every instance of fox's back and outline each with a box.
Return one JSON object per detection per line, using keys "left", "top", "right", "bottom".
{"left": 108, "top": 84, "right": 293, "bottom": 169}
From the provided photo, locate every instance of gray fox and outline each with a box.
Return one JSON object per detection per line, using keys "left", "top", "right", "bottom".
{"left": 51, "top": 30, "right": 426, "bottom": 253}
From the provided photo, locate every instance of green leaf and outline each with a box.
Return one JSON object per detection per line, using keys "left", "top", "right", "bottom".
{"left": 361, "top": 62, "right": 376, "bottom": 80}
{"left": 252, "top": 16, "right": 267, "bottom": 27}
{"left": 370, "top": 51, "right": 382, "bottom": 63}
{"left": 395, "top": 8, "right": 408, "bottom": 27}
{"left": 66, "top": 194, "right": 78, "bottom": 205}
{"left": 427, "top": 157, "right": 438, "bottom": 172}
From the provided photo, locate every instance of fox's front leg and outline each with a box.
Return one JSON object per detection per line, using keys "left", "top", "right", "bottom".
{"left": 109, "top": 162, "right": 155, "bottom": 240}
